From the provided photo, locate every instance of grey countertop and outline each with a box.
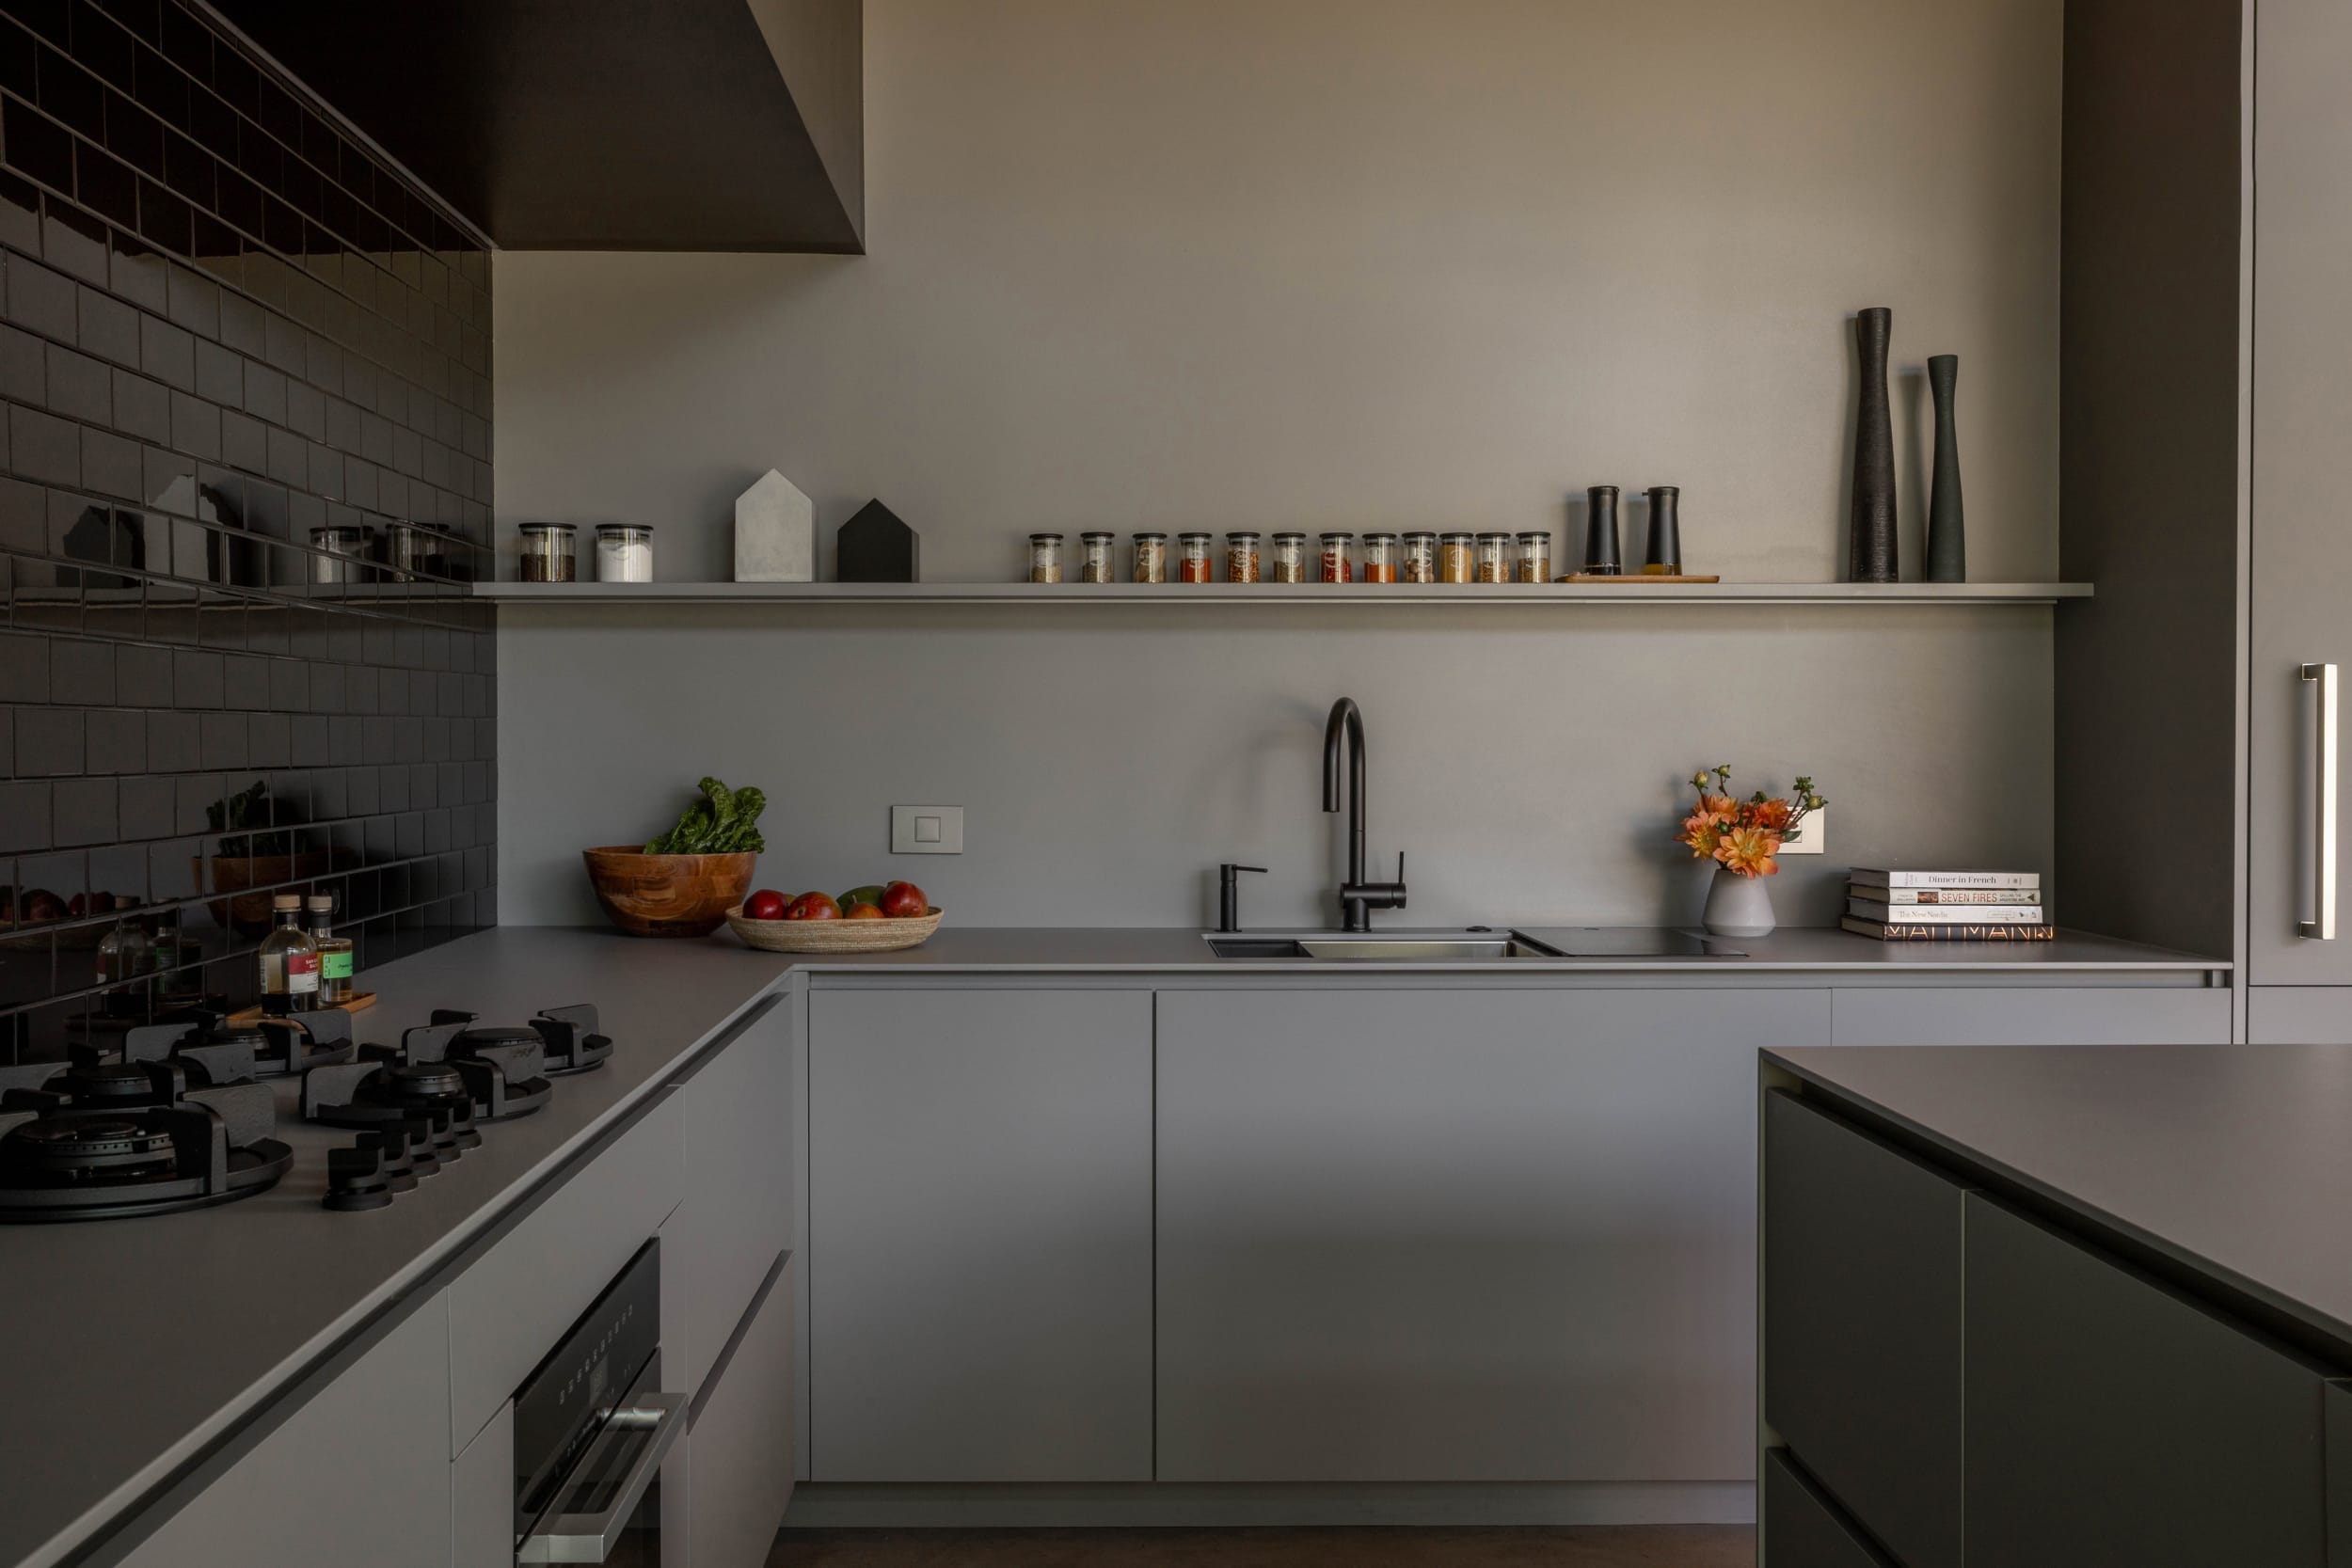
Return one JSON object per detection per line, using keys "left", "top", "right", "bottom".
{"left": 0, "top": 928, "right": 796, "bottom": 1568}
{"left": 778, "top": 923, "right": 2225, "bottom": 975}
{"left": 1768, "top": 1043, "right": 2352, "bottom": 1361}
{"left": 0, "top": 920, "right": 2223, "bottom": 1567}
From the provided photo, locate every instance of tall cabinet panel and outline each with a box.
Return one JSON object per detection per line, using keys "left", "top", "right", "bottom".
{"left": 2249, "top": 0, "right": 2352, "bottom": 986}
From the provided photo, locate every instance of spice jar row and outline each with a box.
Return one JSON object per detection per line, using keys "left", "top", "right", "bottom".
{"left": 1027, "top": 530, "right": 1556, "bottom": 584}
{"left": 516, "top": 522, "right": 658, "bottom": 582}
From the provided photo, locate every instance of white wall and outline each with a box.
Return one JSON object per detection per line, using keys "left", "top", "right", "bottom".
{"left": 492, "top": 0, "right": 2062, "bottom": 927}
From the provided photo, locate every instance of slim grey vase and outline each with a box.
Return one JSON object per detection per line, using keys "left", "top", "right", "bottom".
{"left": 1926, "top": 354, "right": 1965, "bottom": 582}
{"left": 1848, "top": 307, "right": 1898, "bottom": 583}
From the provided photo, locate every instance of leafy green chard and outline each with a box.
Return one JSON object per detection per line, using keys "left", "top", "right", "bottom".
{"left": 644, "top": 777, "right": 769, "bottom": 854}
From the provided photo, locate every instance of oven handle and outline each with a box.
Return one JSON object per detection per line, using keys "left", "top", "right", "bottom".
{"left": 516, "top": 1390, "right": 688, "bottom": 1564}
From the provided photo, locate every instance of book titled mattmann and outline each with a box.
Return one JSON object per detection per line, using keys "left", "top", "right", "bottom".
{"left": 1845, "top": 868, "right": 2050, "bottom": 940}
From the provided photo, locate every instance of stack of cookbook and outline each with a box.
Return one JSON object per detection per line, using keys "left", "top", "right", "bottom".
{"left": 1841, "top": 868, "right": 2051, "bottom": 941}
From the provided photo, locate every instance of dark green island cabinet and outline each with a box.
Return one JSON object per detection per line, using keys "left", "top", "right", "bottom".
{"left": 1759, "top": 1046, "right": 2352, "bottom": 1568}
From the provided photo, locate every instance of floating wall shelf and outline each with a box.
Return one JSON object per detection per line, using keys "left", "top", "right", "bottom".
{"left": 476, "top": 581, "right": 2092, "bottom": 607}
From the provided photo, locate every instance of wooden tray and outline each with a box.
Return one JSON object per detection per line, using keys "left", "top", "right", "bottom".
{"left": 1557, "top": 573, "right": 1721, "bottom": 584}
{"left": 230, "top": 990, "right": 375, "bottom": 1023}
{"left": 725, "top": 906, "right": 943, "bottom": 954}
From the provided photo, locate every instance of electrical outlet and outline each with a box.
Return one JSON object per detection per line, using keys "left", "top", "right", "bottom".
{"left": 891, "top": 804, "right": 964, "bottom": 854}
{"left": 1780, "top": 807, "right": 1825, "bottom": 856}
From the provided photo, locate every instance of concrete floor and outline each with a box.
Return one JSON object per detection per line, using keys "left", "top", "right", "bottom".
{"left": 769, "top": 1528, "right": 1755, "bottom": 1567}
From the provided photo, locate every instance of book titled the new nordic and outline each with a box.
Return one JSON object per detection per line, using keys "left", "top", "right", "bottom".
{"left": 1842, "top": 916, "right": 2058, "bottom": 942}
{"left": 1861, "top": 887, "right": 2041, "bottom": 906}
{"left": 1850, "top": 868, "right": 2042, "bottom": 890}
{"left": 1847, "top": 898, "right": 2045, "bottom": 924}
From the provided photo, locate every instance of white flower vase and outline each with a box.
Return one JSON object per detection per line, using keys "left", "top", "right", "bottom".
{"left": 1703, "top": 865, "right": 1776, "bottom": 938}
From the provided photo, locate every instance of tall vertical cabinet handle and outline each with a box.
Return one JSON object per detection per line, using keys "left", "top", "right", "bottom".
{"left": 2302, "top": 662, "right": 2339, "bottom": 940}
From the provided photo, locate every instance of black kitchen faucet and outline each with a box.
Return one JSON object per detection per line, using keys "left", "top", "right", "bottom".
{"left": 1324, "top": 697, "right": 1407, "bottom": 931}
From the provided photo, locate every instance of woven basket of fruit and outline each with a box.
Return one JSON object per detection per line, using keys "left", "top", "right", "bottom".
{"left": 725, "top": 880, "right": 942, "bottom": 953}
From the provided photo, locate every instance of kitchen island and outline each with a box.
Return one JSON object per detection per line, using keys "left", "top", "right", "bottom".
{"left": 1761, "top": 1043, "right": 2352, "bottom": 1566}
{"left": 1, "top": 925, "right": 2222, "bottom": 1568}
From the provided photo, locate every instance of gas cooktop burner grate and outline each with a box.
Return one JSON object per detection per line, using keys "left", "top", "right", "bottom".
{"left": 0, "top": 1051, "right": 291, "bottom": 1223}
{"left": 301, "top": 1015, "right": 552, "bottom": 1130}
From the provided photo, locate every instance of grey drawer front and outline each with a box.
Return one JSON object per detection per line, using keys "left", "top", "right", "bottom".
{"left": 2249, "top": 987, "right": 2352, "bottom": 1045}
{"left": 1764, "top": 1091, "right": 1965, "bottom": 1568}
{"left": 1763, "top": 1450, "right": 1893, "bottom": 1568}
{"left": 1832, "top": 986, "right": 2228, "bottom": 1046}
{"left": 1965, "top": 1194, "right": 2329, "bottom": 1566}
{"left": 448, "top": 1094, "right": 685, "bottom": 1451}
{"left": 672, "top": 1003, "right": 793, "bottom": 1400}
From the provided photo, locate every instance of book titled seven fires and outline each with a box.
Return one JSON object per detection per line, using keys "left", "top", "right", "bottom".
{"left": 1842, "top": 917, "right": 2057, "bottom": 942}
{"left": 1866, "top": 887, "right": 2041, "bottom": 905}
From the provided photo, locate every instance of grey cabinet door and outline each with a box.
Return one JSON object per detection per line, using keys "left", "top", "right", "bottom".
{"left": 1762, "top": 1450, "right": 1893, "bottom": 1568}
{"left": 671, "top": 998, "right": 793, "bottom": 1401}
{"left": 1763, "top": 1091, "right": 1965, "bottom": 1568}
{"left": 1830, "top": 986, "right": 2229, "bottom": 1046}
{"left": 2249, "top": 0, "right": 2352, "bottom": 984}
{"left": 1155, "top": 986, "right": 1829, "bottom": 1481}
{"left": 118, "top": 1294, "right": 451, "bottom": 1568}
{"left": 1964, "top": 1194, "right": 2329, "bottom": 1566}
{"left": 689, "top": 1255, "right": 797, "bottom": 1568}
{"left": 808, "top": 988, "right": 1153, "bottom": 1481}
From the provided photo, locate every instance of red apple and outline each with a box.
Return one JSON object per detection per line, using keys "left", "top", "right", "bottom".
{"left": 880, "top": 880, "right": 927, "bottom": 919}
{"left": 786, "top": 892, "right": 841, "bottom": 921}
{"left": 744, "top": 888, "right": 788, "bottom": 921}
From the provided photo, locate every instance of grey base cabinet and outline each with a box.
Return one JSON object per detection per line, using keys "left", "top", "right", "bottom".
{"left": 687, "top": 1256, "right": 797, "bottom": 1568}
{"left": 807, "top": 989, "right": 1154, "bottom": 1481}
{"left": 1763, "top": 1090, "right": 1964, "bottom": 1568}
{"left": 671, "top": 998, "right": 794, "bottom": 1400}
{"left": 1155, "top": 986, "right": 1828, "bottom": 1482}
{"left": 1964, "top": 1194, "right": 2330, "bottom": 1567}
{"left": 117, "top": 1294, "right": 451, "bottom": 1568}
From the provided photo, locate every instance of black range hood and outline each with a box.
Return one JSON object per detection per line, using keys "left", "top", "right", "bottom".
{"left": 208, "top": 0, "right": 864, "bottom": 252}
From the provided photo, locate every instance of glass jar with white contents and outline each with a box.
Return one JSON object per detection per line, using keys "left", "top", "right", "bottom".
{"left": 595, "top": 524, "right": 654, "bottom": 583}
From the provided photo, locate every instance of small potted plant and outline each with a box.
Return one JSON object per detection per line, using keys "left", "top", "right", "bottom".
{"left": 1674, "top": 766, "right": 1826, "bottom": 937}
{"left": 583, "top": 776, "right": 767, "bottom": 937}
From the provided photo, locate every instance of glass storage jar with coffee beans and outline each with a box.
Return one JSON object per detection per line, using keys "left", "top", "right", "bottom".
{"left": 1027, "top": 532, "right": 1066, "bottom": 583}
{"left": 516, "top": 522, "right": 576, "bottom": 582}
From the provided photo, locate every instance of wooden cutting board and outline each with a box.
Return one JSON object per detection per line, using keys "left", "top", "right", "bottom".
{"left": 1558, "top": 573, "right": 1721, "bottom": 584}
{"left": 229, "top": 990, "right": 375, "bottom": 1023}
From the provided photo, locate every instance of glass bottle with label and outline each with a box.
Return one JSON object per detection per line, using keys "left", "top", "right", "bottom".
{"left": 309, "top": 894, "right": 355, "bottom": 1005}
{"left": 258, "top": 893, "right": 320, "bottom": 1015}
{"left": 95, "top": 897, "right": 135, "bottom": 986}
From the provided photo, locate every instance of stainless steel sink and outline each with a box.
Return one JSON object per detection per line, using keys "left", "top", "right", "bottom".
{"left": 1203, "top": 932, "right": 1544, "bottom": 960}
{"left": 1202, "top": 927, "right": 1746, "bottom": 960}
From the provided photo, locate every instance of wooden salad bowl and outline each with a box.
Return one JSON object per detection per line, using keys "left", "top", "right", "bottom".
{"left": 724, "top": 905, "right": 944, "bottom": 954}
{"left": 581, "top": 846, "right": 757, "bottom": 938}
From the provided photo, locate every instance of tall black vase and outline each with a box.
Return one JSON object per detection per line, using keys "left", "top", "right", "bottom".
{"left": 1848, "top": 307, "right": 1898, "bottom": 583}
{"left": 1925, "top": 354, "right": 1964, "bottom": 582}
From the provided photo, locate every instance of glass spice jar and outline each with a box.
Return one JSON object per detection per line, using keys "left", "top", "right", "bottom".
{"left": 1226, "top": 531, "right": 1262, "bottom": 584}
{"left": 596, "top": 523, "right": 654, "bottom": 583}
{"left": 1516, "top": 531, "right": 1552, "bottom": 583}
{"left": 1027, "top": 532, "right": 1065, "bottom": 583}
{"left": 1402, "top": 531, "right": 1438, "bottom": 583}
{"left": 1268, "top": 532, "right": 1309, "bottom": 583}
{"left": 310, "top": 525, "right": 366, "bottom": 584}
{"left": 1178, "top": 532, "right": 1216, "bottom": 582}
{"left": 516, "top": 522, "right": 575, "bottom": 583}
{"left": 1474, "top": 532, "right": 1512, "bottom": 582}
{"left": 1361, "top": 531, "right": 1399, "bottom": 583}
{"left": 1081, "top": 531, "right": 1118, "bottom": 583}
{"left": 1438, "top": 531, "right": 1476, "bottom": 584}
{"left": 1319, "top": 531, "right": 1355, "bottom": 583}
{"left": 1132, "top": 531, "right": 1168, "bottom": 583}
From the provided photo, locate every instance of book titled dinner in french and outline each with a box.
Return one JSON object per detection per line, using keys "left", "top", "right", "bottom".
{"left": 1850, "top": 868, "right": 2041, "bottom": 890}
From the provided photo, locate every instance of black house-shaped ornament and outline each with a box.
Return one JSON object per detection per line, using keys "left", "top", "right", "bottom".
{"left": 837, "top": 500, "right": 920, "bottom": 582}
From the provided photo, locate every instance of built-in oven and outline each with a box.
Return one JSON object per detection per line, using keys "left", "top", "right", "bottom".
{"left": 512, "top": 1239, "right": 685, "bottom": 1565}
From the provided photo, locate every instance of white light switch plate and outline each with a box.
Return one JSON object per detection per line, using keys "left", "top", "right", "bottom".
{"left": 892, "top": 804, "right": 964, "bottom": 854}
{"left": 1780, "top": 807, "right": 1825, "bottom": 855}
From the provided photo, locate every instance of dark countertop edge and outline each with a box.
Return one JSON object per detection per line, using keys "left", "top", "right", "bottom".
{"left": 1761, "top": 1048, "right": 2352, "bottom": 1368}
{"left": 41, "top": 969, "right": 796, "bottom": 1568}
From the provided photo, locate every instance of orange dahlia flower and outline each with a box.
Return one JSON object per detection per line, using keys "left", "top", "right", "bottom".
{"left": 1713, "top": 826, "right": 1783, "bottom": 878}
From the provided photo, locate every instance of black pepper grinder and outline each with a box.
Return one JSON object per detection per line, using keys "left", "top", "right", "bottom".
{"left": 1644, "top": 485, "right": 1681, "bottom": 576}
{"left": 1581, "top": 486, "right": 1622, "bottom": 577}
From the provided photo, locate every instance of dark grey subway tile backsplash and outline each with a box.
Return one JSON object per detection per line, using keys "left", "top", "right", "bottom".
{"left": 0, "top": 0, "right": 496, "bottom": 1060}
